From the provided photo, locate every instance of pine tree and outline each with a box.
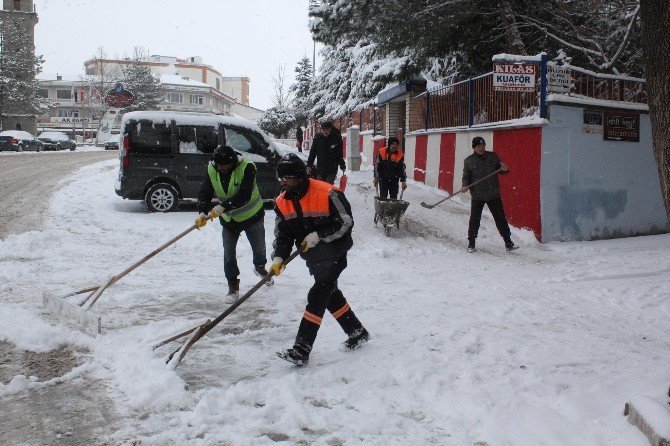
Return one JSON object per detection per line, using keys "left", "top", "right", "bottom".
{"left": 0, "top": 14, "right": 44, "bottom": 122}
{"left": 258, "top": 107, "right": 296, "bottom": 138}
{"left": 291, "top": 57, "right": 314, "bottom": 126}
{"left": 307, "top": 0, "right": 644, "bottom": 115}
{"left": 120, "top": 50, "right": 162, "bottom": 113}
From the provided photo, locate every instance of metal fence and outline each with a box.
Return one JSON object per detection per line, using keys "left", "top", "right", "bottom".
{"left": 408, "top": 58, "right": 647, "bottom": 132}
{"left": 312, "top": 57, "right": 647, "bottom": 135}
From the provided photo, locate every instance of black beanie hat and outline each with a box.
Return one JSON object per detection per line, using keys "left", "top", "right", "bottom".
{"left": 472, "top": 136, "right": 486, "bottom": 148}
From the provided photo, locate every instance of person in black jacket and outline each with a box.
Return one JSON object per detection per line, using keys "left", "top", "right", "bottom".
{"left": 270, "top": 153, "right": 368, "bottom": 366}
{"left": 196, "top": 145, "right": 269, "bottom": 299}
{"left": 306, "top": 121, "right": 345, "bottom": 184}
{"left": 295, "top": 126, "right": 303, "bottom": 153}
{"left": 460, "top": 136, "right": 518, "bottom": 253}
{"left": 373, "top": 136, "right": 407, "bottom": 199}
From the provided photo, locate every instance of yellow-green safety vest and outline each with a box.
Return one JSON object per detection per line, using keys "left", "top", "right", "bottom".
{"left": 207, "top": 158, "right": 263, "bottom": 223}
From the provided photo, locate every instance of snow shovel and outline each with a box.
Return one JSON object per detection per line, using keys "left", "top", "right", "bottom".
{"left": 163, "top": 250, "right": 301, "bottom": 369}
{"left": 420, "top": 169, "right": 502, "bottom": 209}
{"left": 43, "top": 221, "right": 208, "bottom": 335}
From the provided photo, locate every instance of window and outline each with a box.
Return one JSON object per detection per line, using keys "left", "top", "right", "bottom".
{"left": 128, "top": 121, "right": 173, "bottom": 155}
{"left": 216, "top": 78, "right": 221, "bottom": 91}
{"left": 190, "top": 94, "right": 203, "bottom": 106}
{"left": 166, "top": 93, "right": 182, "bottom": 103}
{"left": 56, "top": 89, "right": 72, "bottom": 100}
{"left": 37, "top": 89, "right": 48, "bottom": 98}
{"left": 178, "top": 125, "right": 218, "bottom": 154}
{"left": 224, "top": 127, "right": 268, "bottom": 155}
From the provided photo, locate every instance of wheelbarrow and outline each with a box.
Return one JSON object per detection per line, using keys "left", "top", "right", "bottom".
{"left": 374, "top": 187, "right": 410, "bottom": 236}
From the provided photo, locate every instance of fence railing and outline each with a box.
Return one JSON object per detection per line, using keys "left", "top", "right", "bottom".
{"left": 311, "top": 56, "right": 647, "bottom": 135}
{"left": 408, "top": 57, "right": 646, "bottom": 132}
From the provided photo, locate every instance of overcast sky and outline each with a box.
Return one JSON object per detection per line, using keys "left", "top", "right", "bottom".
{"left": 34, "top": 0, "right": 321, "bottom": 109}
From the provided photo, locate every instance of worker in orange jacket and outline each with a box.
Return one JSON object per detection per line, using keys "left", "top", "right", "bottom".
{"left": 374, "top": 136, "right": 407, "bottom": 199}
{"left": 270, "top": 153, "right": 369, "bottom": 366}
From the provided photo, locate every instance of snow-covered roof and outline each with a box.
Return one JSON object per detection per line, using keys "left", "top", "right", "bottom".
{"left": 159, "top": 74, "right": 210, "bottom": 88}
{"left": 121, "top": 111, "right": 277, "bottom": 148}
{"left": 38, "top": 132, "right": 70, "bottom": 141}
{"left": 0, "top": 130, "right": 35, "bottom": 139}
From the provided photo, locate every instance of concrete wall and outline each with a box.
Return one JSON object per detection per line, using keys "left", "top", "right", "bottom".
{"left": 541, "top": 104, "right": 667, "bottom": 241}
{"left": 405, "top": 125, "right": 544, "bottom": 240}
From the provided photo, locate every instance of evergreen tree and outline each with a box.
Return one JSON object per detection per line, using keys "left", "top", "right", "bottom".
{"left": 258, "top": 106, "right": 296, "bottom": 138}
{"left": 290, "top": 57, "right": 314, "bottom": 126}
{"left": 307, "top": 0, "right": 643, "bottom": 115}
{"left": 0, "top": 14, "right": 44, "bottom": 121}
{"left": 120, "top": 51, "right": 162, "bottom": 113}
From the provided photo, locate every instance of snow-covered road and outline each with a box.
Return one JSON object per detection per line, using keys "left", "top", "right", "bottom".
{"left": 1, "top": 159, "right": 668, "bottom": 445}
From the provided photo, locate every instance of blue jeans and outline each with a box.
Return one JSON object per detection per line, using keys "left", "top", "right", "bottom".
{"left": 221, "top": 217, "right": 267, "bottom": 280}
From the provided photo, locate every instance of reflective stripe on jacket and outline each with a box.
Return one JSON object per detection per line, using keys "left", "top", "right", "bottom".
{"left": 207, "top": 159, "right": 263, "bottom": 222}
{"left": 273, "top": 179, "right": 353, "bottom": 267}
{"left": 375, "top": 146, "right": 407, "bottom": 182}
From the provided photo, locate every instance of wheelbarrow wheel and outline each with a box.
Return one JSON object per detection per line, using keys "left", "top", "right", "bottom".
{"left": 384, "top": 225, "right": 392, "bottom": 237}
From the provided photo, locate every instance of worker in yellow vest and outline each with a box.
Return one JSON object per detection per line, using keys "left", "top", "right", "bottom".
{"left": 195, "top": 145, "right": 268, "bottom": 299}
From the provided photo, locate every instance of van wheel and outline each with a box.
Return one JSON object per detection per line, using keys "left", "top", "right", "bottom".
{"left": 145, "top": 183, "right": 179, "bottom": 212}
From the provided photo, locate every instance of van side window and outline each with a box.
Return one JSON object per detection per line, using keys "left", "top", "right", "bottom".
{"left": 225, "top": 127, "right": 269, "bottom": 155}
{"left": 129, "top": 121, "right": 172, "bottom": 155}
{"left": 178, "top": 125, "right": 218, "bottom": 154}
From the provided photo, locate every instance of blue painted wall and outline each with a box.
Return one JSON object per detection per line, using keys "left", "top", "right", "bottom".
{"left": 541, "top": 104, "right": 668, "bottom": 241}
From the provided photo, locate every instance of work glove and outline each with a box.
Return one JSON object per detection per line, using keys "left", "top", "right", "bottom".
{"left": 373, "top": 178, "right": 379, "bottom": 186}
{"left": 209, "top": 205, "right": 225, "bottom": 220}
{"left": 301, "top": 231, "right": 320, "bottom": 252}
{"left": 401, "top": 182, "right": 407, "bottom": 190}
{"left": 270, "top": 257, "right": 285, "bottom": 276}
{"left": 340, "top": 161, "right": 346, "bottom": 172}
{"left": 195, "top": 213, "right": 208, "bottom": 229}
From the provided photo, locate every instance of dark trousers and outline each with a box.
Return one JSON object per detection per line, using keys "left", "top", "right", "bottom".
{"left": 316, "top": 172, "right": 337, "bottom": 185}
{"left": 379, "top": 178, "right": 399, "bottom": 199}
{"left": 293, "top": 255, "right": 363, "bottom": 356}
{"left": 221, "top": 218, "right": 267, "bottom": 280}
{"left": 468, "top": 197, "right": 512, "bottom": 244}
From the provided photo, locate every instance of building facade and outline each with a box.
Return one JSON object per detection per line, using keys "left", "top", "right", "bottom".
{"left": 83, "top": 55, "right": 249, "bottom": 105}
{"left": 36, "top": 74, "right": 237, "bottom": 140}
{"left": 0, "top": 0, "right": 39, "bottom": 133}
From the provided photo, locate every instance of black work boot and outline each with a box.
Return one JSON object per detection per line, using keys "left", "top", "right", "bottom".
{"left": 226, "top": 279, "right": 240, "bottom": 300}
{"left": 254, "top": 264, "right": 274, "bottom": 286}
{"left": 276, "top": 348, "right": 309, "bottom": 366}
{"left": 467, "top": 242, "right": 476, "bottom": 253}
{"left": 344, "top": 328, "right": 370, "bottom": 350}
{"left": 277, "top": 340, "right": 311, "bottom": 366}
{"left": 504, "top": 238, "right": 518, "bottom": 252}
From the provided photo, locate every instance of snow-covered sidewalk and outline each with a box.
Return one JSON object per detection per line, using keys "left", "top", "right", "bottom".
{"left": 0, "top": 159, "right": 668, "bottom": 445}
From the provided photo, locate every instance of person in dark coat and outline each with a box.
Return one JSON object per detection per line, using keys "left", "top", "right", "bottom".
{"left": 460, "top": 136, "right": 518, "bottom": 253}
{"left": 196, "top": 145, "right": 269, "bottom": 299}
{"left": 373, "top": 136, "right": 407, "bottom": 199}
{"left": 306, "top": 121, "right": 345, "bottom": 184}
{"left": 270, "top": 153, "right": 368, "bottom": 366}
{"left": 295, "top": 126, "right": 303, "bottom": 153}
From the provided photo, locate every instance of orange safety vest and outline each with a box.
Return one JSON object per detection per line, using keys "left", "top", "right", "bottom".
{"left": 379, "top": 147, "right": 404, "bottom": 162}
{"left": 276, "top": 179, "right": 338, "bottom": 221}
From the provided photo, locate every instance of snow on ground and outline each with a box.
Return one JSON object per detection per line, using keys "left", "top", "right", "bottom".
{"left": 1, "top": 159, "right": 668, "bottom": 445}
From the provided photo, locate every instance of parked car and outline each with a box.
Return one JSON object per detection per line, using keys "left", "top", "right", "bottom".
{"left": 0, "top": 131, "right": 43, "bottom": 152}
{"left": 104, "top": 137, "right": 119, "bottom": 150}
{"left": 37, "top": 131, "right": 77, "bottom": 151}
{"left": 115, "top": 111, "right": 284, "bottom": 212}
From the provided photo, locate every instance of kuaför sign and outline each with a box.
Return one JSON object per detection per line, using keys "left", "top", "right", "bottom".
{"left": 493, "top": 63, "right": 536, "bottom": 92}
